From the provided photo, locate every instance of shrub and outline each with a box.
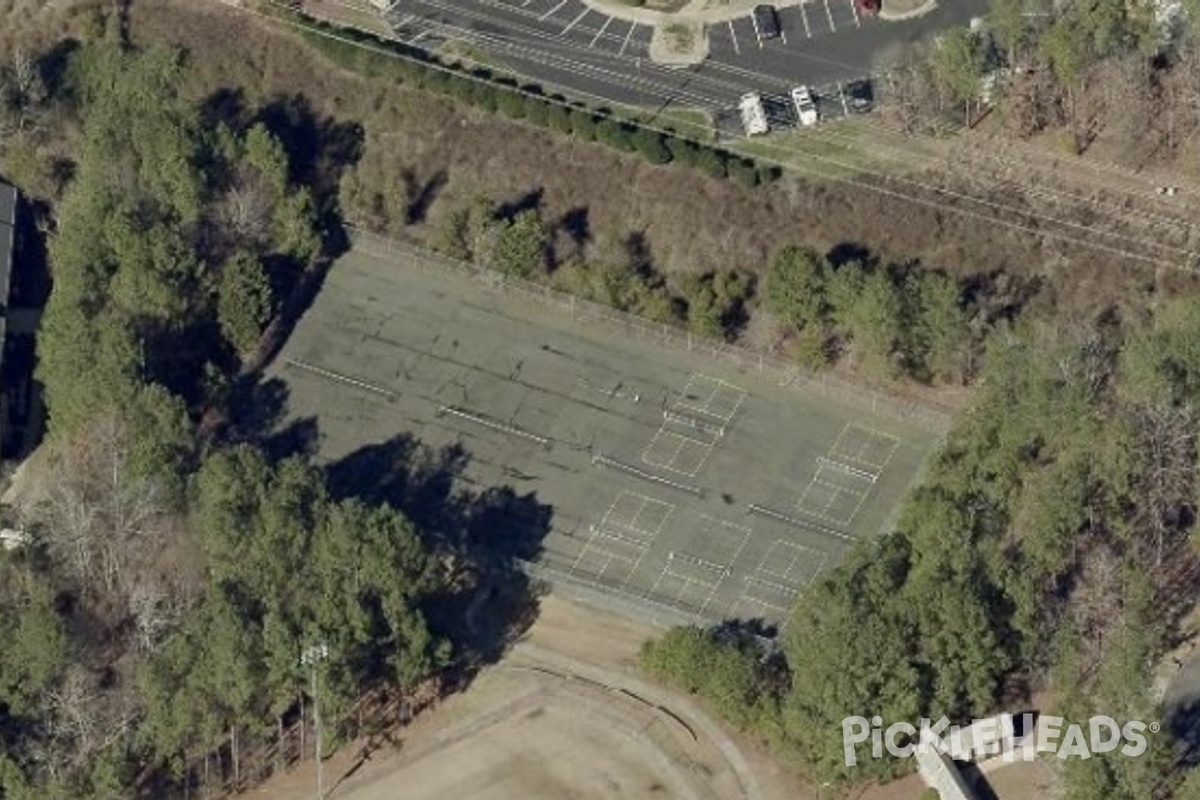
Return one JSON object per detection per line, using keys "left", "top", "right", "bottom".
{"left": 596, "top": 119, "right": 633, "bottom": 151}
{"left": 496, "top": 88, "right": 525, "bottom": 119}
{"left": 569, "top": 108, "right": 597, "bottom": 141}
{"left": 523, "top": 95, "right": 550, "bottom": 127}
{"left": 631, "top": 129, "right": 671, "bottom": 164}
{"left": 695, "top": 146, "right": 727, "bottom": 179}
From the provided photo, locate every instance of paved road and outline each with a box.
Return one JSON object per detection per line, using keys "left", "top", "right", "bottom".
{"left": 381, "top": 0, "right": 989, "bottom": 123}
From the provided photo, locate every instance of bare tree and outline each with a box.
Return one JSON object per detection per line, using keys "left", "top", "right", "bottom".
{"left": 1129, "top": 401, "right": 1197, "bottom": 569}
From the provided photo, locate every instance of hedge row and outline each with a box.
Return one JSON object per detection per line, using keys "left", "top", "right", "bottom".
{"left": 277, "top": 6, "right": 783, "bottom": 187}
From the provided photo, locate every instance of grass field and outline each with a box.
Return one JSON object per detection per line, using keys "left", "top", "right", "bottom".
{"left": 265, "top": 244, "right": 943, "bottom": 628}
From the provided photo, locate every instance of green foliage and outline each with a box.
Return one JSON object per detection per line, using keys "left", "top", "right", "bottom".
{"left": 678, "top": 270, "right": 754, "bottom": 340}
{"left": 568, "top": 108, "right": 597, "bottom": 140}
{"left": 596, "top": 118, "right": 633, "bottom": 151}
{"left": 640, "top": 627, "right": 781, "bottom": 729}
{"left": 487, "top": 209, "right": 548, "bottom": 278}
{"left": 930, "top": 28, "right": 987, "bottom": 109}
{"left": 217, "top": 251, "right": 275, "bottom": 353}
{"left": 522, "top": 94, "right": 550, "bottom": 126}
{"left": 695, "top": 146, "right": 728, "bottom": 179}
{"left": 765, "top": 246, "right": 829, "bottom": 330}
{"left": 631, "top": 128, "right": 671, "bottom": 164}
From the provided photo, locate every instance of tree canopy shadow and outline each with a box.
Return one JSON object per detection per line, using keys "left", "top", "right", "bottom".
{"left": 494, "top": 187, "right": 544, "bottom": 222}
{"left": 221, "top": 374, "right": 319, "bottom": 462}
{"left": 402, "top": 168, "right": 448, "bottom": 225}
{"left": 252, "top": 92, "right": 365, "bottom": 227}
{"left": 325, "top": 435, "right": 553, "bottom": 664}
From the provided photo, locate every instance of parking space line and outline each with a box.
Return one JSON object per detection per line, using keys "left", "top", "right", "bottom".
{"left": 799, "top": 3, "right": 812, "bottom": 37}
{"left": 823, "top": 0, "right": 837, "bottom": 31}
{"left": 540, "top": 0, "right": 569, "bottom": 21}
{"left": 410, "top": 28, "right": 433, "bottom": 44}
{"left": 589, "top": 15, "right": 613, "bottom": 47}
{"left": 751, "top": 12, "right": 764, "bottom": 47}
{"left": 839, "top": 82, "right": 850, "bottom": 116}
{"left": 849, "top": 0, "right": 861, "bottom": 27}
{"left": 561, "top": 7, "right": 589, "bottom": 34}
{"left": 619, "top": 22, "right": 638, "bottom": 55}
{"left": 727, "top": 20, "right": 740, "bottom": 55}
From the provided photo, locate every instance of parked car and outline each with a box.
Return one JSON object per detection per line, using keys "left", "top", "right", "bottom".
{"left": 739, "top": 92, "right": 770, "bottom": 136}
{"left": 791, "top": 86, "right": 819, "bottom": 126}
{"left": 752, "top": 5, "right": 781, "bottom": 39}
{"left": 845, "top": 79, "right": 874, "bottom": 113}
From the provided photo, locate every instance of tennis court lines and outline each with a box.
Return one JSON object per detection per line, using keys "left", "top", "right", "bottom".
{"left": 794, "top": 423, "right": 899, "bottom": 528}
{"left": 571, "top": 490, "right": 675, "bottom": 586}
{"left": 568, "top": 489, "right": 834, "bottom": 622}
{"left": 732, "top": 540, "right": 830, "bottom": 621}
{"left": 640, "top": 373, "right": 748, "bottom": 477}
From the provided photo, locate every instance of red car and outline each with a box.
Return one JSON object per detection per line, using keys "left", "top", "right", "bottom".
{"left": 856, "top": 0, "right": 881, "bottom": 16}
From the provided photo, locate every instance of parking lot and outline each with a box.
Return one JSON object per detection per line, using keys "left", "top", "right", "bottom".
{"left": 367, "top": 0, "right": 986, "bottom": 138}
{"left": 266, "top": 242, "right": 944, "bottom": 628}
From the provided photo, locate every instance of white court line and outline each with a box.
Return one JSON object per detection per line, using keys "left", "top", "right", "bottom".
{"left": 540, "top": 0, "right": 569, "bottom": 21}
{"left": 816, "top": 456, "right": 878, "bottom": 483}
{"left": 589, "top": 15, "right": 613, "bottom": 47}
{"left": 561, "top": 7, "right": 589, "bottom": 34}
{"left": 700, "top": 522, "right": 752, "bottom": 615}
{"left": 618, "top": 21, "right": 638, "bottom": 55}
{"left": 823, "top": 0, "right": 837, "bottom": 30}
{"left": 799, "top": 3, "right": 812, "bottom": 37}
{"left": 644, "top": 428, "right": 714, "bottom": 477}
{"left": 848, "top": 0, "right": 861, "bottom": 26}
{"left": 727, "top": 20, "right": 741, "bottom": 55}
{"left": 285, "top": 358, "right": 398, "bottom": 400}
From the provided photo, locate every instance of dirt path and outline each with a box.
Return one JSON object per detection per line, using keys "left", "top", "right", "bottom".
{"left": 253, "top": 597, "right": 834, "bottom": 800}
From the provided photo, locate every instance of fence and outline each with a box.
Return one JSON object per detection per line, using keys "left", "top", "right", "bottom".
{"left": 343, "top": 225, "right": 958, "bottom": 434}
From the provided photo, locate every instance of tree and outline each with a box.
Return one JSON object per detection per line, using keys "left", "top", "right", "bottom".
{"left": 930, "top": 28, "right": 988, "bottom": 126}
{"left": 488, "top": 209, "right": 547, "bottom": 278}
{"left": 837, "top": 268, "right": 904, "bottom": 376}
{"left": 217, "top": 251, "right": 275, "bottom": 354}
{"left": 765, "top": 246, "right": 829, "bottom": 330}
{"left": 908, "top": 270, "right": 971, "bottom": 383}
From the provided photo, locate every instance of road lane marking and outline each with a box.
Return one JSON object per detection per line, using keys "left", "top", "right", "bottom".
{"left": 562, "top": 7, "right": 589, "bottom": 34}
{"left": 823, "top": 0, "right": 837, "bottom": 31}
{"left": 540, "top": 0, "right": 569, "bottom": 21}
{"left": 589, "top": 15, "right": 613, "bottom": 47}
{"left": 727, "top": 20, "right": 740, "bottom": 55}
{"left": 619, "top": 21, "right": 638, "bottom": 55}
{"left": 799, "top": 3, "right": 812, "bottom": 37}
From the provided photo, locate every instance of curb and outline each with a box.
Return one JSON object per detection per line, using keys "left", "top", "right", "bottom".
{"left": 878, "top": 0, "right": 938, "bottom": 21}
{"left": 579, "top": 0, "right": 805, "bottom": 27}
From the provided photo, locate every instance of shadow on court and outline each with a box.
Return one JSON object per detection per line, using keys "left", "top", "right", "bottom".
{"left": 326, "top": 434, "right": 554, "bottom": 665}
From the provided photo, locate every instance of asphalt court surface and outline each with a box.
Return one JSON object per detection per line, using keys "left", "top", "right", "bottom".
{"left": 268, "top": 247, "right": 943, "bottom": 626}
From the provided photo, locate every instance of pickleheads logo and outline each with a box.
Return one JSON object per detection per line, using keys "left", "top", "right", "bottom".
{"left": 841, "top": 713, "right": 1158, "bottom": 767}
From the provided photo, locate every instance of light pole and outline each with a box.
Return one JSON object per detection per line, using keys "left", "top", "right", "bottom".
{"left": 301, "top": 643, "right": 330, "bottom": 800}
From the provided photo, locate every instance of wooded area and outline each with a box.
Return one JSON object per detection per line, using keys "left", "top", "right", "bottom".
{"left": 642, "top": 303, "right": 1200, "bottom": 797}
{"left": 0, "top": 26, "right": 468, "bottom": 799}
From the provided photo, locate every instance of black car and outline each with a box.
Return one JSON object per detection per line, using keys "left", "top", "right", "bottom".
{"left": 752, "top": 5, "right": 781, "bottom": 39}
